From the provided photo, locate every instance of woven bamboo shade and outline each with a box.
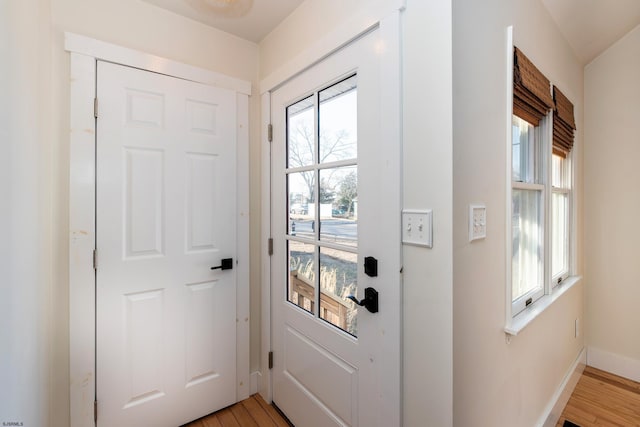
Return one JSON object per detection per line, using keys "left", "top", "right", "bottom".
{"left": 513, "top": 47, "right": 554, "bottom": 126}
{"left": 552, "top": 86, "right": 576, "bottom": 158}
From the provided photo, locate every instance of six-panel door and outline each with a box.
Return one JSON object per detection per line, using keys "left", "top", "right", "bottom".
{"left": 96, "top": 61, "right": 237, "bottom": 427}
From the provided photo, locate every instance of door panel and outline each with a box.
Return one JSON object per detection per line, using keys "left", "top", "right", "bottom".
{"left": 284, "top": 326, "right": 357, "bottom": 424}
{"left": 96, "top": 61, "right": 237, "bottom": 427}
{"left": 271, "top": 26, "right": 400, "bottom": 427}
{"left": 124, "top": 148, "right": 164, "bottom": 257}
{"left": 186, "top": 154, "right": 218, "bottom": 251}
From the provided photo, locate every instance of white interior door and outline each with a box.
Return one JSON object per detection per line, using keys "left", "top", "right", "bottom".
{"left": 270, "top": 25, "right": 401, "bottom": 427}
{"left": 96, "top": 61, "right": 237, "bottom": 427}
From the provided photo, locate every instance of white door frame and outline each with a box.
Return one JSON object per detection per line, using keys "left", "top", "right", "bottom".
{"left": 259, "top": 3, "right": 404, "bottom": 425}
{"left": 66, "top": 33, "right": 251, "bottom": 427}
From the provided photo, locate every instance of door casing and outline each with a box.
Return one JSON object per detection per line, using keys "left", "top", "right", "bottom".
{"left": 67, "top": 33, "right": 251, "bottom": 427}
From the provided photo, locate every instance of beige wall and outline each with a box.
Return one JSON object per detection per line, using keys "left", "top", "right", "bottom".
{"left": 47, "top": 1, "right": 260, "bottom": 425}
{"left": 584, "top": 25, "right": 640, "bottom": 372}
{"left": 259, "top": 0, "right": 371, "bottom": 80}
{"left": 260, "top": 1, "right": 454, "bottom": 425}
{"left": 453, "top": 0, "right": 585, "bottom": 426}
{"left": 0, "top": 0, "right": 53, "bottom": 425}
{"left": 402, "top": 1, "right": 453, "bottom": 425}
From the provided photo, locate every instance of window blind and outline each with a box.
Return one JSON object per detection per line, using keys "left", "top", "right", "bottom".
{"left": 552, "top": 86, "right": 576, "bottom": 158}
{"left": 513, "top": 47, "right": 554, "bottom": 126}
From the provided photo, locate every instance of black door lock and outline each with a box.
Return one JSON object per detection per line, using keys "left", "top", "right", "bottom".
{"left": 364, "top": 256, "right": 378, "bottom": 277}
{"left": 347, "top": 287, "right": 379, "bottom": 313}
{"left": 211, "top": 258, "right": 233, "bottom": 271}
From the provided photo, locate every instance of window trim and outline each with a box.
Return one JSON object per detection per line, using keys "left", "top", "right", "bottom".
{"left": 505, "top": 27, "right": 579, "bottom": 335}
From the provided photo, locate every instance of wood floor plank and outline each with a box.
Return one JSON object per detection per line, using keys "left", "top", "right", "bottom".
{"left": 256, "top": 395, "right": 293, "bottom": 427}
{"left": 216, "top": 407, "right": 242, "bottom": 427}
{"left": 191, "top": 395, "right": 290, "bottom": 427}
{"left": 242, "top": 396, "right": 278, "bottom": 427}
{"left": 230, "top": 402, "right": 259, "bottom": 427}
{"left": 559, "top": 367, "right": 640, "bottom": 427}
{"left": 584, "top": 366, "right": 640, "bottom": 395}
{"left": 201, "top": 415, "right": 223, "bottom": 427}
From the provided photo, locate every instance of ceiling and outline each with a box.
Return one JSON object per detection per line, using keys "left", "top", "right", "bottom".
{"left": 541, "top": 0, "right": 640, "bottom": 64}
{"left": 141, "top": 0, "right": 640, "bottom": 63}
{"left": 140, "top": 0, "right": 304, "bottom": 43}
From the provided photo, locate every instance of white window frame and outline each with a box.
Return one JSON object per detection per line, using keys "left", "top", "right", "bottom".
{"left": 551, "top": 152, "right": 571, "bottom": 285}
{"left": 511, "top": 115, "right": 550, "bottom": 316}
{"left": 504, "top": 27, "right": 580, "bottom": 335}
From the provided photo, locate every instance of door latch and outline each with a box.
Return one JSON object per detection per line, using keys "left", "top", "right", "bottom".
{"left": 211, "top": 258, "right": 233, "bottom": 271}
{"left": 347, "top": 287, "right": 379, "bottom": 313}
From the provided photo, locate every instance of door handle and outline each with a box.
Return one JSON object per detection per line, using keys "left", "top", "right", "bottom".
{"left": 211, "top": 258, "right": 233, "bottom": 271}
{"left": 347, "top": 287, "right": 378, "bottom": 313}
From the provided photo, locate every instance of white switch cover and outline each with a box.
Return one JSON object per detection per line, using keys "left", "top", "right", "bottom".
{"left": 469, "top": 204, "right": 486, "bottom": 242}
{"left": 402, "top": 209, "right": 432, "bottom": 248}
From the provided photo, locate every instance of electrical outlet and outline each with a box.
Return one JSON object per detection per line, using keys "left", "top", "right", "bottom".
{"left": 469, "top": 204, "right": 486, "bottom": 242}
{"left": 402, "top": 209, "right": 433, "bottom": 248}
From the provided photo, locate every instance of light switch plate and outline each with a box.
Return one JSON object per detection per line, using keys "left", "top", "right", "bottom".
{"left": 469, "top": 204, "right": 486, "bottom": 242}
{"left": 402, "top": 209, "right": 432, "bottom": 248}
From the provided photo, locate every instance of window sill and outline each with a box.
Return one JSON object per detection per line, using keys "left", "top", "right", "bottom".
{"left": 504, "top": 275, "right": 582, "bottom": 336}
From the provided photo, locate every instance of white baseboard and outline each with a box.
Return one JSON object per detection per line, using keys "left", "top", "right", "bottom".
{"left": 587, "top": 346, "right": 640, "bottom": 383}
{"left": 250, "top": 371, "right": 262, "bottom": 395}
{"left": 538, "top": 347, "right": 586, "bottom": 427}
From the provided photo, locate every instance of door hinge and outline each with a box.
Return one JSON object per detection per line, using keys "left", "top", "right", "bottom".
{"left": 94, "top": 400, "right": 98, "bottom": 423}
{"left": 268, "top": 238, "right": 273, "bottom": 256}
{"left": 93, "top": 249, "right": 98, "bottom": 270}
{"left": 94, "top": 97, "right": 98, "bottom": 118}
{"left": 268, "top": 351, "right": 273, "bottom": 370}
{"left": 267, "top": 123, "right": 273, "bottom": 142}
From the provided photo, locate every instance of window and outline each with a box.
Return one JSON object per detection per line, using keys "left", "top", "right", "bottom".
{"left": 511, "top": 115, "right": 544, "bottom": 312}
{"left": 286, "top": 75, "right": 359, "bottom": 336}
{"left": 550, "top": 85, "right": 575, "bottom": 285}
{"left": 510, "top": 47, "right": 576, "bottom": 317}
{"left": 551, "top": 154, "right": 570, "bottom": 281}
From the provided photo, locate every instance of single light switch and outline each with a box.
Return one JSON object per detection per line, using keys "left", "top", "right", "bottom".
{"left": 402, "top": 209, "right": 432, "bottom": 248}
{"left": 469, "top": 204, "right": 486, "bottom": 242}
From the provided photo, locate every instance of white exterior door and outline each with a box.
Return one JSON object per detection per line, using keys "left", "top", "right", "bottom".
{"left": 96, "top": 61, "right": 237, "bottom": 427}
{"left": 270, "top": 25, "right": 401, "bottom": 427}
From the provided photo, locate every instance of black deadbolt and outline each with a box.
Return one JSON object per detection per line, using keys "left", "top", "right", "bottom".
{"left": 364, "top": 256, "right": 378, "bottom": 277}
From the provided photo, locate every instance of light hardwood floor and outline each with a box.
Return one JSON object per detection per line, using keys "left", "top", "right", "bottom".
{"left": 557, "top": 366, "right": 640, "bottom": 426}
{"left": 183, "top": 394, "right": 292, "bottom": 427}
{"left": 184, "top": 367, "right": 640, "bottom": 427}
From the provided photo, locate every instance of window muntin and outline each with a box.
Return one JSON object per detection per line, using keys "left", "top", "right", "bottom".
{"left": 285, "top": 75, "right": 359, "bottom": 336}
